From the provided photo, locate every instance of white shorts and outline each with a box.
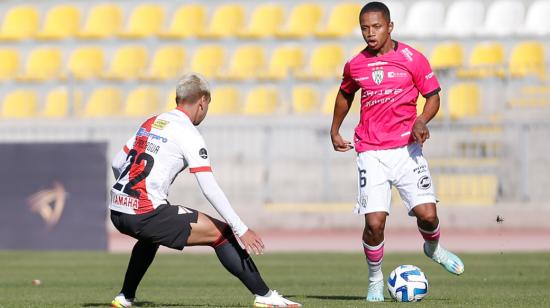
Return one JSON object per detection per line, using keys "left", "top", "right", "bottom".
{"left": 354, "top": 143, "right": 437, "bottom": 216}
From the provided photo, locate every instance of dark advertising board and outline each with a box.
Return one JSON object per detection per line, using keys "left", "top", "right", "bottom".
{"left": 0, "top": 142, "right": 108, "bottom": 250}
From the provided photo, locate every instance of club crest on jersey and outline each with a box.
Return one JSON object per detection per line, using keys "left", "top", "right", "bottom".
{"left": 372, "top": 68, "right": 384, "bottom": 85}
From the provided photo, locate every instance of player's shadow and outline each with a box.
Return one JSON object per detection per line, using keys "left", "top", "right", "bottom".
{"left": 82, "top": 302, "right": 248, "bottom": 307}
{"left": 306, "top": 295, "right": 365, "bottom": 301}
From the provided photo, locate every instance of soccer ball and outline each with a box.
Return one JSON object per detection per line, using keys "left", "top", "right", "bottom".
{"left": 387, "top": 265, "right": 428, "bottom": 302}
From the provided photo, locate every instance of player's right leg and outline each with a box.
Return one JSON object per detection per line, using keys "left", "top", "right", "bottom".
{"left": 363, "top": 212, "right": 387, "bottom": 302}
{"left": 187, "top": 212, "right": 301, "bottom": 307}
{"left": 356, "top": 151, "right": 392, "bottom": 302}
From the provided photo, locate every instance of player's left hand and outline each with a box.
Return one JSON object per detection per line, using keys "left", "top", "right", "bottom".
{"left": 412, "top": 119, "right": 430, "bottom": 145}
{"left": 239, "top": 229, "right": 265, "bottom": 255}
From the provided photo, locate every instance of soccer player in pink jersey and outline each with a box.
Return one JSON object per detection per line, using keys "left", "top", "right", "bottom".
{"left": 330, "top": 2, "right": 464, "bottom": 302}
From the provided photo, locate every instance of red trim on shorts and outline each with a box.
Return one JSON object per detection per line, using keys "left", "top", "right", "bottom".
{"left": 123, "top": 145, "right": 130, "bottom": 154}
{"left": 189, "top": 166, "right": 212, "bottom": 173}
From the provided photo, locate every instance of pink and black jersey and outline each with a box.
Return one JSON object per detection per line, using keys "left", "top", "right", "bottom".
{"left": 109, "top": 107, "right": 212, "bottom": 214}
{"left": 340, "top": 41, "right": 440, "bottom": 152}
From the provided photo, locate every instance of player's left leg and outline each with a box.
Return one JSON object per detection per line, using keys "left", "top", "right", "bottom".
{"left": 413, "top": 204, "right": 464, "bottom": 275}
{"left": 188, "top": 212, "right": 301, "bottom": 307}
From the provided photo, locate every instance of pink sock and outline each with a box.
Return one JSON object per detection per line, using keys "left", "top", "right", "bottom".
{"left": 363, "top": 241, "right": 384, "bottom": 282}
{"left": 419, "top": 224, "right": 440, "bottom": 242}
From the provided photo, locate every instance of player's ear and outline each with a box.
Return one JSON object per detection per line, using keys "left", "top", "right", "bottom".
{"left": 388, "top": 21, "right": 394, "bottom": 34}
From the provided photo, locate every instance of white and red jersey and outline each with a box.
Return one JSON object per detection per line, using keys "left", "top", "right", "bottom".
{"left": 340, "top": 41, "right": 441, "bottom": 152}
{"left": 109, "top": 107, "right": 212, "bottom": 214}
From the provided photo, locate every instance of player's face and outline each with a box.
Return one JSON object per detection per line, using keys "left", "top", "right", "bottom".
{"left": 360, "top": 11, "right": 393, "bottom": 51}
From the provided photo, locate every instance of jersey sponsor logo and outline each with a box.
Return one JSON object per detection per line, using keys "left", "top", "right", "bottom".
{"left": 365, "top": 97, "right": 394, "bottom": 107}
{"left": 111, "top": 193, "right": 139, "bottom": 210}
{"left": 417, "top": 175, "right": 432, "bottom": 190}
{"left": 372, "top": 68, "right": 384, "bottom": 85}
{"left": 425, "top": 72, "right": 435, "bottom": 80}
{"left": 199, "top": 148, "right": 208, "bottom": 159}
{"left": 364, "top": 88, "right": 403, "bottom": 98}
{"left": 367, "top": 61, "right": 388, "bottom": 67}
{"left": 354, "top": 76, "right": 370, "bottom": 82}
{"left": 400, "top": 48, "right": 414, "bottom": 61}
{"left": 388, "top": 71, "right": 408, "bottom": 78}
{"left": 152, "top": 119, "right": 169, "bottom": 130}
{"left": 137, "top": 127, "right": 168, "bottom": 143}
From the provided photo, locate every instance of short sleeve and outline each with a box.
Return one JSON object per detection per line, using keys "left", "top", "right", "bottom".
{"left": 410, "top": 52, "right": 441, "bottom": 97}
{"left": 340, "top": 61, "right": 360, "bottom": 95}
{"left": 180, "top": 133, "right": 212, "bottom": 173}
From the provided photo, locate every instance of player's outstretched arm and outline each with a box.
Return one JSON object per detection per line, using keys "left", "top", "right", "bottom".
{"left": 194, "top": 171, "right": 266, "bottom": 254}
{"left": 413, "top": 93, "right": 440, "bottom": 145}
{"left": 330, "top": 90, "right": 355, "bottom": 152}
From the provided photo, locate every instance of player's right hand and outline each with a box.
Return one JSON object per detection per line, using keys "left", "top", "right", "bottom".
{"left": 331, "top": 133, "right": 354, "bottom": 152}
{"left": 239, "top": 229, "right": 265, "bottom": 255}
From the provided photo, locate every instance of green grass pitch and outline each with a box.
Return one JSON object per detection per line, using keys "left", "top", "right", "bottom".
{"left": 1, "top": 251, "right": 549, "bottom": 307}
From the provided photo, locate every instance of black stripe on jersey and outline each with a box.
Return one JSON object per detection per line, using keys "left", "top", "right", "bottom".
{"left": 423, "top": 87, "right": 441, "bottom": 98}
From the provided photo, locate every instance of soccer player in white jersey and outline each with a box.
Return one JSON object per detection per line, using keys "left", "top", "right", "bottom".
{"left": 109, "top": 73, "right": 301, "bottom": 308}
{"left": 330, "top": 2, "right": 464, "bottom": 302}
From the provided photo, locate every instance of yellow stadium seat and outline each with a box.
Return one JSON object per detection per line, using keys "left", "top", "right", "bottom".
{"left": 164, "top": 93, "right": 177, "bottom": 112}
{"left": 67, "top": 47, "right": 104, "bottom": 80}
{"left": 2, "top": 90, "right": 37, "bottom": 118}
{"left": 158, "top": 4, "right": 206, "bottom": 39}
{"left": 322, "top": 86, "right": 361, "bottom": 115}
{"left": 140, "top": 46, "right": 185, "bottom": 81}
{"left": 35, "top": 5, "right": 80, "bottom": 40}
{"left": 457, "top": 42, "right": 505, "bottom": 78}
{"left": 509, "top": 41, "right": 546, "bottom": 79}
{"left": 292, "top": 86, "right": 320, "bottom": 113}
{"left": 238, "top": 4, "right": 284, "bottom": 38}
{"left": 42, "top": 88, "right": 82, "bottom": 118}
{"left": 77, "top": 4, "right": 123, "bottom": 39}
{"left": 210, "top": 87, "right": 241, "bottom": 115}
{"left": 17, "top": 47, "right": 62, "bottom": 82}
{"left": 0, "top": 6, "right": 39, "bottom": 41}
{"left": 0, "top": 49, "right": 19, "bottom": 81}
{"left": 276, "top": 3, "right": 322, "bottom": 38}
{"left": 243, "top": 87, "right": 279, "bottom": 115}
{"left": 315, "top": 3, "right": 361, "bottom": 38}
{"left": 118, "top": 4, "right": 164, "bottom": 39}
{"left": 83, "top": 87, "right": 123, "bottom": 117}
{"left": 435, "top": 174, "right": 498, "bottom": 206}
{"left": 124, "top": 87, "right": 160, "bottom": 117}
{"left": 430, "top": 42, "right": 464, "bottom": 70}
{"left": 102, "top": 46, "right": 148, "bottom": 80}
{"left": 190, "top": 45, "right": 225, "bottom": 78}
{"left": 448, "top": 83, "right": 480, "bottom": 119}
{"left": 218, "top": 45, "right": 265, "bottom": 80}
{"left": 296, "top": 44, "right": 344, "bottom": 80}
{"left": 259, "top": 46, "right": 304, "bottom": 80}
{"left": 199, "top": 4, "right": 245, "bottom": 38}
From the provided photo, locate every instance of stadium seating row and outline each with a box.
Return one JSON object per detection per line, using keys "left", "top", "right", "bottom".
{"left": 3, "top": 82, "right": 538, "bottom": 119}
{"left": 0, "top": 41, "right": 546, "bottom": 82}
{"left": 1, "top": 1, "right": 549, "bottom": 41}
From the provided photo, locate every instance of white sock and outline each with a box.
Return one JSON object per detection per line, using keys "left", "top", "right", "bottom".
{"left": 424, "top": 240, "right": 439, "bottom": 257}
